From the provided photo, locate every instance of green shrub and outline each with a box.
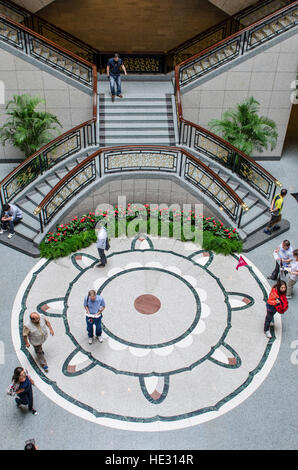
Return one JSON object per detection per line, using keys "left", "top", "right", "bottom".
{"left": 40, "top": 205, "right": 243, "bottom": 259}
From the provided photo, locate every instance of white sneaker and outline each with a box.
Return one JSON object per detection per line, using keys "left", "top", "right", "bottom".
{"left": 8, "top": 233, "right": 15, "bottom": 239}
{"left": 88, "top": 337, "right": 93, "bottom": 345}
{"left": 265, "top": 331, "right": 272, "bottom": 339}
{"left": 96, "top": 336, "right": 103, "bottom": 343}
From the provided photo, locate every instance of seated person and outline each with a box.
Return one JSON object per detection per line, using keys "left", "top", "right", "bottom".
{"left": 268, "top": 239, "right": 293, "bottom": 280}
{"left": 0, "top": 203, "right": 23, "bottom": 239}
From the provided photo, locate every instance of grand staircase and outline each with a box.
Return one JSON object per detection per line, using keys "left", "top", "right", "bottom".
{"left": 99, "top": 80, "right": 175, "bottom": 147}
{"left": 0, "top": 0, "right": 296, "bottom": 257}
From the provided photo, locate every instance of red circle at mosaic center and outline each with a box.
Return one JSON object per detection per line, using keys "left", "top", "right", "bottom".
{"left": 134, "top": 294, "right": 161, "bottom": 315}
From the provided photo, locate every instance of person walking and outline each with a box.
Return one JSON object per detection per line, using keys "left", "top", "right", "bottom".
{"left": 264, "top": 188, "right": 287, "bottom": 235}
{"left": 264, "top": 280, "right": 288, "bottom": 339}
{"left": 11, "top": 367, "right": 37, "bottom": 415}
{"left": 0, "top": 203, "right": 23, "bottom": 239}
{"left": 23, "top": 312, "right": 54, "bottom": 372}
{"left": 286, "top": 249, "right": 298, "bottom": 299}
{"left": 84, "top": 290, "right": 105, "bottom": 345}
{"left": 106, "top": 53, "right": 128, "bottom": 102}
{"left": 96, "top": 225, "right": 108, "bottom": 267}
{"left": 267, "top": 239, "right": 293, "bottom": 280}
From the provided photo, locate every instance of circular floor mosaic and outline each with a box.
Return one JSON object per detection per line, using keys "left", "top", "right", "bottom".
{"left": 11, "top": 235, "right": 281, "bottom": 431}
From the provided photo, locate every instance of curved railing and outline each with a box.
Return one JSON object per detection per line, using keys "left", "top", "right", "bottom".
{"left": 0, "top": 14, "right": 98, "bottom": 206}
{"left": 0, "top": 0, "right": 295, "bottom": 73}
{"left": 177, "top": 1, "right": 298, "bottom": 87}
{"left": 33, "top": 146, "right": 248, "bottom": 233}
{"left": 173, "top": 2, "right": 298, "bottom": 201}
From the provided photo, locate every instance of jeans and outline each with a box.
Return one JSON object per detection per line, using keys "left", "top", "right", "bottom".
{"left": 98, "top": 248, "right": 107, "bottom": 266}
{"left": 15, "top": 385, "right": 33, "bottom": 410}
{"left": 109, "top": 74, "right": 121, "bottom": 96}
{"left": 264, "top": 303, "right": 276, "bottom": 332}
{"left": 1, "top": 216, "right": 22, "bottom": 234}
{"left": 33, "top": 344, "right": 47, "bottom": 367}
{"left": 86, "top": 316, "right": 102, "bottom": 338}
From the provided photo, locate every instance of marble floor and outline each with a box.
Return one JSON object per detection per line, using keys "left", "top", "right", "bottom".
{"left": 0, "top": 147, "right": 297, "bottom": 449}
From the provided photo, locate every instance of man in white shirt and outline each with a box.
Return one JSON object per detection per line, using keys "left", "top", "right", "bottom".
{"left": 96, "top": 225, "right": 108, "bottom": 268}
{"left": 286, "top": 249, "right": 298, "bottom": 299}
{"left": 267, "top": 239, "right": 293, "bottom": 280}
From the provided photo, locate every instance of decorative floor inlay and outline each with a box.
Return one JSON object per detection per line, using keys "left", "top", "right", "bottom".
{"left": 134, "top": 295, "right": 161, "bottom": 315}
{"left": 11, "top": 236, "right": 281, "bottom": 431}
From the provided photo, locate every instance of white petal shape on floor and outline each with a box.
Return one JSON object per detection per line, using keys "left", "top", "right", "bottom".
{"left": 182, "top": 275, "right": 197, "bottom": 287}
{"left": 107, "top": 267, "right": 124, "bottom": 277}
{"left": 192, "top": 254, "right": 210, "bottom": 266}
{"left": 165, "top": 266, "right": 182, "bottom": 276}
{"left": 108, "top": 338, "right": 128, "bottom": 351}
{"left": 69, "top": 351, "right": 90, "bottom": 367}
{"left": 195, "top": 288, "right": 207, "bottom": 302}
{"left": 129, "top": 347, "right": 151, "bottom": 357}
{"left": 192, "top": 321, "right": 206, "bottom": 335}
{"left": 125, "top": 262, "right": 143, "bottom": 270}
{"left": 176, "top": 335, "right": 193, "bottom": 348}
{"left": 153, "top": 345, "right": 174, "bottom": 356}
{"left": 229, "top": 299, "right": 246, "bottom": 308}
{"left": 82, "top": 256, "right": 95, "bottom": 267}
{"left": 143, "top": 376, "right": 159, "bottom": 395}
{"left": 93, "top": 277, "right": 108, "bottom": 291}
{"left": 145, "top": 262, "right": 163, "bottom": 268}
{"left": 201, "top": 303, "right": 211, "bottom": 318}
{"left": 211, "top": 349, "right": 229, "bottom": 364}
{"left": 47, "top": 301, "right": 64, "bottom": 311}
{"left": 139, "top": 240, "right": 151, "bottom": 250}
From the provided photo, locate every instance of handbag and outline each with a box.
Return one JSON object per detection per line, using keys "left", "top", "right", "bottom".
{"left": 105, "top": 237, "right": 110, "bottom": 251}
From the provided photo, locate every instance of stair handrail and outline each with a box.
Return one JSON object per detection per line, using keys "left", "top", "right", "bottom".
{"left": 0, "top": 0, "right": 295, "bottom": 72}
{"left": 173, "top": 1, "right": 298, "bottom": 200}
{"left": 33, "top": 145, "right": 248, "bottom": 233}
{"left": 0, "top": 13, "right": 98, "bottom": 205}
{"left": 0, "top": 0, "right": 99, "bottom": 57}
{"left": 177, "top": 0, "right": 298, "bottom": 72}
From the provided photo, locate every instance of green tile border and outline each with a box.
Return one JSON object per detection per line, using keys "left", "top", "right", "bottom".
{"left": 16, "top": 243, "right": 277, "bottom": 425}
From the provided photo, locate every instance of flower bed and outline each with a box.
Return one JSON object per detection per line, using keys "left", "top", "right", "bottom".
{"left": 39, "top": 204, "right": 243, "bottom": 259}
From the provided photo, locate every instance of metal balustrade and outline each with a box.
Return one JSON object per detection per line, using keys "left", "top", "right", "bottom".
{"left": 178, "top": 1, "right": 298, "bottom": 87}
{"left": 0, "top": 14, "right": 94, "bottom": 87}
{"left": 0, "top": 0, "right": 294, "bottom": 74}
{"left": 33, "top": 146, "right": 248, "bottom": 233}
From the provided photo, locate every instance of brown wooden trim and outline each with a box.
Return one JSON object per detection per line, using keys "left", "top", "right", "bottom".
{"left": 36, "top": 145, "right": 244, "bottom": 212}
{"left": 0, "top": 15, "right": 98, "bottom": 188}
{"left": 0, "top": 12, "right": 95, "bottom": 67}
{"left": 4, "top": 0, "right": 97, "bottom": 53}
{"left": 177, "top": 0, "right": 298, "bottom": 68}
{"left": 0, "top": 118, "right": 95, "bottom": 187}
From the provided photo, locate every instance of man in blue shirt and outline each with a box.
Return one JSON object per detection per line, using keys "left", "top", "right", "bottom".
{"left": 84, "top": 290, "right": 106, "bottom": 345}
{"left": 106, "top": 53, "right": 127, "bottom": 102}
{"left": 0, "top": 203, "right": 23, "bottom": 239}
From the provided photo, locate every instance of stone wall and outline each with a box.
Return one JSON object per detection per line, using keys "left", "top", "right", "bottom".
{"left": 58, "top": 176, "right": 216, "bottom": 225}
{"left": 181, "top": 33, "right": 298, "bottom": 159}
{"left": 0, "top": 47, "right": 92, "bottom": 162}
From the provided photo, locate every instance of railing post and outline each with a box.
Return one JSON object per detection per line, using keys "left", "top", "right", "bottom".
{"left": 237, "top": 206, "right": 243, "bottom": 228}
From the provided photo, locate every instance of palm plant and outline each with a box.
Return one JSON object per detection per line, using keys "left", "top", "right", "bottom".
{"left": 0, "top": 94, "right": 62, "bottom": 158}
{"left": 208, "top": 97, "right": 278, "bottom": 156}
